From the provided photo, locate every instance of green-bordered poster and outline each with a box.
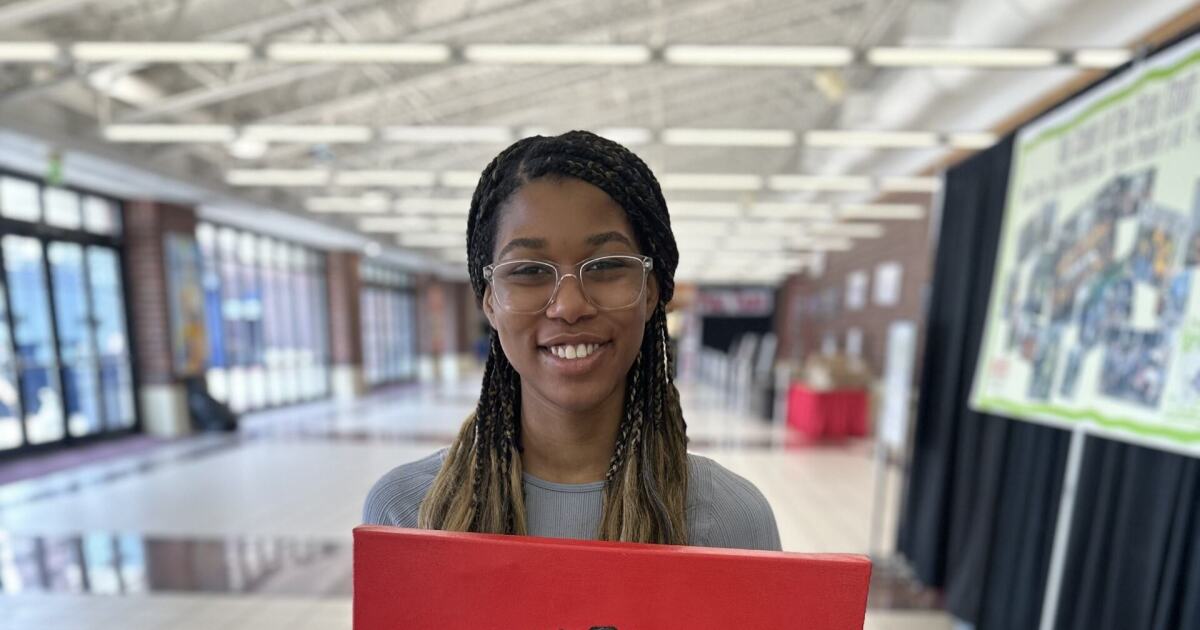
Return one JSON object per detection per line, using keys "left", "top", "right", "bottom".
{"left": 970, "top": 33, "right": 1200, "bottom": 453}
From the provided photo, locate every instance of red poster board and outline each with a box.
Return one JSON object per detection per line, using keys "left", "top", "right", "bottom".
{"left": 355, "top": 526, "right": 871, "bottom": 629}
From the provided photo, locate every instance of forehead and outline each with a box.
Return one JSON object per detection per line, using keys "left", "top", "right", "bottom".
{"left": 494, "top": 177, "right": 637, "bottom": 252}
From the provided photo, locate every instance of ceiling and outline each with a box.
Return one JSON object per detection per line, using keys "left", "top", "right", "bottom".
{"left": 0, "top": 0, "right": 1190, "bottom": 284}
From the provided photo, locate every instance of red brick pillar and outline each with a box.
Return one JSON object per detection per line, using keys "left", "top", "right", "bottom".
{"left": 326, "top": 251, "right": 366, "bottom": 400}
{"left": 124, "top": 200, "right": 199, "bottom": 437}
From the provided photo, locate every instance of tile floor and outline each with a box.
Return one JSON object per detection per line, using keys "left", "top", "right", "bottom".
{"left": 0, "top": 376, "right": 951, "bottom": 629}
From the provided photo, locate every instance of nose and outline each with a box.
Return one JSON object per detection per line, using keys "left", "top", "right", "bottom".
{"left": 544, "top": 274, "right": 595, "bottom": 323}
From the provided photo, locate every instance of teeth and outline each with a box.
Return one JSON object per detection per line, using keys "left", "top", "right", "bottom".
{"left": 550, "top": 343, "right": 601, "bottom": 360}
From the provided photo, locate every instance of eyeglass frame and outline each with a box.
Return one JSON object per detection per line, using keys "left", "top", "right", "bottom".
{"left": 482, "top": 253, "right": 655, "bottom": 314}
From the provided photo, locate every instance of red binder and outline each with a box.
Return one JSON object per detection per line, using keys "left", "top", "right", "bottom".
{"left": 355, "top": 526, "right": 871, "bottom": 629}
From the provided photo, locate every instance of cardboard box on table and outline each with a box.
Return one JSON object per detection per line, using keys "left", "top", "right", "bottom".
{"left": 354, "top": 526, "right": 872, "bottom": 629}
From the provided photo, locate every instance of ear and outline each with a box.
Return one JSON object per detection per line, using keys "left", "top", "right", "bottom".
{"left": 482, "top": 285, "right": 498, "bottom": 329}
{"left": 643, "top": 274, "right": 660, "bottom": 323}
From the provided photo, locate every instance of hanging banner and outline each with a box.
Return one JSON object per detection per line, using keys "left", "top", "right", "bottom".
{"left": 971, "top": 34, "right": 1200, "bottom": 453}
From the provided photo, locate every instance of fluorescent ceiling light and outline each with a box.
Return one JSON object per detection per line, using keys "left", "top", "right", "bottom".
{"left": 226, "top": 169, "right": 330, "bottom": 186}
{"left": 0, "top": 42, "right": 59, "bottom": 62}
{"left": 73, "top": 42, "right": 252, "bottom": 63}
{"left": 440, "top": 171, "right": 481, "bottom": 188}
{"left": 334, "top": 170, "right": 437, "bottom": 187}
{"left": 805, "top": 130, "right": 939, "bottom": 148}
{"left": 767, "top": 175, "right": 872, "bottom": 192}
{"left": 716, "top": 253, "right": 808, "bottom": 266}
{"left": 359, "top": 217, "right": 433, "bottom": 232}
{"left": 879, "top": 176, "right": 942, "bottom": 193}
{"left": 735, "top": 221, "right": 807, "bottom": 237}
{"left": 672, "top": 220, "right": 730, "bottom": 237}
{"left": 838, "top": 203, "right": 925, "bottom": 220}
{"left": 948, "top": 132, "right": 998, "bottom": 149}
{"left": 674, "top": 239, "right": 722, "bottom": 255}
{"left": 399, "top": 233, "right": 466, "bottom": 248}
{"left": 266, "top": 43, "right": 451, "bottom": 63}
{"left": 805, "top": 222, "right": 885, "bottom": 238}
{"left": 659, "top": 174, "right": 762, "bottom": 191}
{"left": 242, "top": 125, "right": 373, "bottom": 143}
{"left": 664, "top": 45, "right": 854, "bottom": 67}
{"left": 1072, "top": 49, "right": 1133, "bottom": 69}
{"left": 394, "top": 198, "right": 472, "bottom": 215}
{"left": 228, "top": 138, "right": 268, "bottom": 160}
{"left": 105, "top": 124, "right": 236, "bottom": 143}
{"left": 384, "top": 126, "right": 513, "bottom": 144}
{"left": 791, "top": 236, "right": 854, "bottom": 251}
{"left": 867, "top": 46, "right": 1059, "bottom": 67}
{"left": 305, "top": 195, "right": 391, "bottom": 213}
{"left": 662, "top": 128, "right": 795, "bottom": 147}
{"left": 87, "top": 68, "right": 163, "bottom": 105}
{"left": 724, "top": 236, "right": 790, "bottom": 251}
{"left": 519, "top": 126, "right": 559, "bottom": 138}
{"left": 596, "top": 127, "right": 653, "bottom": 145}
{"left": 748, "top": 203, "right": 835, "bottom": 220}
{"left": 669, "top": 202, "right": 742, "bottom": 218}
{"left": 361, "top": 217, "right": 464, "bottom": 233}
{"left": 463, "top": 44, "right": 651, "bottom": 65}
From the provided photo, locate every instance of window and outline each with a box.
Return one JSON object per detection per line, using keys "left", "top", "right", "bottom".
{"left": 197, "top": 222, "right": 330, "bottom": 411}
{"left": 360, "top": 261, "right": 418, "bottom": 386}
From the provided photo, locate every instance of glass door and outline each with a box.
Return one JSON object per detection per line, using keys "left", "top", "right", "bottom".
{"left": 0, "top": 274, "right": 22, "bottom": 450}
{"left": 3, "top": 235, "right": 64, "bottom": 445}
{"left": 48, "top": 242, "right": 102, "bottom": 438}
{"left": 86, "top": 246, "right": 135, "bottom": 431}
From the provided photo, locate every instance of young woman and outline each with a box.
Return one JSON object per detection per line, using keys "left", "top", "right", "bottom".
{"left": 363, "top": 131, "right": 780, "bottom": 550}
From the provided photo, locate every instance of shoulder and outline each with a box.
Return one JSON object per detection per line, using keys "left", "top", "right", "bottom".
{"left": 362, "top": 448, "right": 447, "bottom": 527}
{"left": 686, "top": 453, "right": 782, "bottom": 551}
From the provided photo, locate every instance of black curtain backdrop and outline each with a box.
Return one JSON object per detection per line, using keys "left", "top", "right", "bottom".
{"left": 898, "top": 133, "right": 1200, "bottom": 628}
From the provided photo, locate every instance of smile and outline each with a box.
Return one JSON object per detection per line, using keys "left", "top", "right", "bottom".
{"left": 547, "top": 343, "right": 602, "bottom": 360}
{"left": 538, "top": 340, "right": 612, "bottom": 375}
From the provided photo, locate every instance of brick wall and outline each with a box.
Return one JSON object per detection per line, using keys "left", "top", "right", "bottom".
{"left": 124, "top": 200, "right": 197, "bottom": 385}
{"left": 326, "top": 251, "right": 363, "bottom": 366}
{"left": 776, "top": 193, "right": 938, "bottom": 383}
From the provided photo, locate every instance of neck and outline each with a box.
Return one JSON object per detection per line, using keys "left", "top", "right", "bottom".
{"left": 519, "top": 381, "right": 625, "bottom": 485}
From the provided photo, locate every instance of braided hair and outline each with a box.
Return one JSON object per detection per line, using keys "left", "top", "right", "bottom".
{"left": 417, "top": 130, "right": 690, "bottom": 544}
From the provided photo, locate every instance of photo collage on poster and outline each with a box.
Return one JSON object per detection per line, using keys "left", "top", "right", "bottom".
{"left": 999, "top": 168, "right": 1200, "bottom": 410}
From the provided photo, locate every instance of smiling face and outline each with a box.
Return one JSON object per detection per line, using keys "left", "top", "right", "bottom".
{"left": 482, "top": 177, "right": 658, "bottom": 415}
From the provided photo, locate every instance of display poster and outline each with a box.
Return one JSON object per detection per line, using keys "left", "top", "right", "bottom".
{"left": 164, "top": 233, "right": 209, "bottom": 377}
{"left": 971, "top": 34, "right": 1200, "bottom": 452}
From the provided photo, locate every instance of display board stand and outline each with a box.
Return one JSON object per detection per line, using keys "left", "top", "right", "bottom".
{"left": 1038, "top": 424, "right": 1089, "bottom": 630}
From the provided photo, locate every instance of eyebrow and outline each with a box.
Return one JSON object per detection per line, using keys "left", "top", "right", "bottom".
{"left": 496, "top": 231, "right": 636, "bottom": 259}
{"left": 586, "top": 231, "right": 636, "bottom": 249}
{"left": 497, "top": 237, "right": 547, "bottom": 259}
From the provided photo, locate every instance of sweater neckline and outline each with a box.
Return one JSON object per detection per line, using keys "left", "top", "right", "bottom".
{"left": 522, "top": 472, "right": 606, "bottom": 493}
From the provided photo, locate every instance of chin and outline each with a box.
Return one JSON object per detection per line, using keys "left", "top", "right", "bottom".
{"left": 530, "top": 374, "right": 622, "bottom": 414}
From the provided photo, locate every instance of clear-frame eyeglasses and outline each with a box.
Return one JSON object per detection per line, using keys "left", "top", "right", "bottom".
{"left": 482, "top": 254, "right": 654, "bottom": 314}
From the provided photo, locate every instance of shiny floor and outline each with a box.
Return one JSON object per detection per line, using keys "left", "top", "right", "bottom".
{"left": 0, "top": 377, "right": 951, "bottom": 629}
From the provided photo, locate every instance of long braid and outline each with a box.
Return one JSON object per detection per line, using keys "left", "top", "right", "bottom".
{"left": 420, "top": 130, "right": 688, "bottom": 544}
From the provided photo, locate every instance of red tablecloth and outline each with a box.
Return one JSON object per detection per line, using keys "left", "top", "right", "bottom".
{"left": 787, "top": 385, "right": 870, "bottom": 439}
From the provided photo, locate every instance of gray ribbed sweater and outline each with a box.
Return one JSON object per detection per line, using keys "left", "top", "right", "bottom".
{"left": 363, "top": 448, "right": 782, "bottom": 551}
